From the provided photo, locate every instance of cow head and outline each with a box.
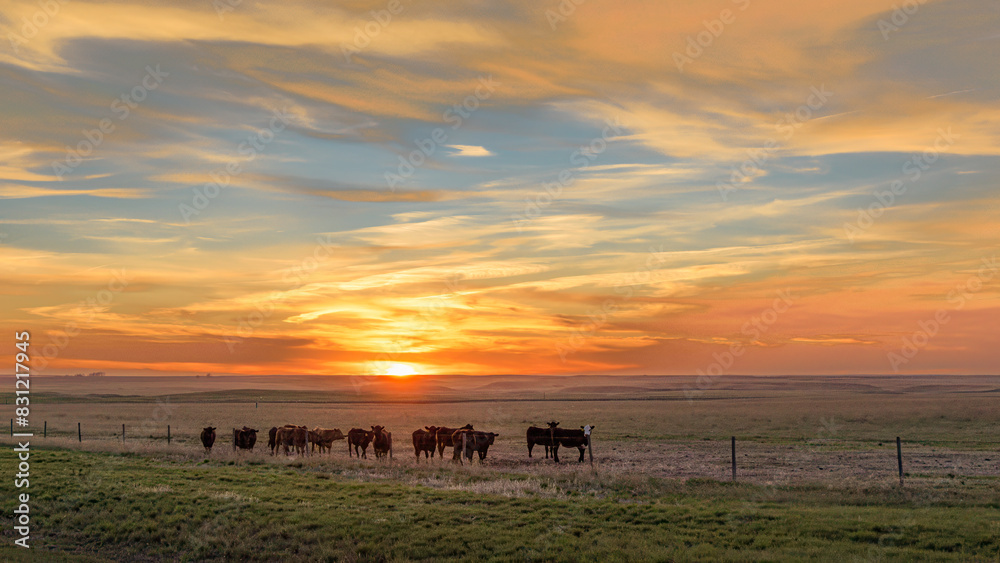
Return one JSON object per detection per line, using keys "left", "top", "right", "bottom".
{"left": 484, "top": 432, "right": 498, "bottom": 445}
{"left": 547, "top": 421, "right": 560, "bottom": 428}
{"left": 371, "top": 425, "right": 384, "bottom": 435}
{"left": 331, "top": 428, "right": 344, "bottom": 439}
{"left": 424, "top": 426, "right": 439, "bottom": 435}
{"left": 460, "top": 423, "right": 474, "bottom": 430}
{"left": 203, "top": 426, "right": 216, "bottom": 433}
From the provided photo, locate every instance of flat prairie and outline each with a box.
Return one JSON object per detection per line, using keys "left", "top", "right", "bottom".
{"left": 1, "top": 374, "right": 998, "bottom": 561}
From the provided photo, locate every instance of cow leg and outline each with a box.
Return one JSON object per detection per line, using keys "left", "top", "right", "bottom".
{"left": 527, "top": 441, "right": 533, "bottom": 458}
{"left": 552, "top": 444, "right": 560, "bottom": 463}
{"left": 545, "top": 445, "right": 550, "bottom": 459}
{"left": 578, "top": 446, "right": 585, "bottom": 462}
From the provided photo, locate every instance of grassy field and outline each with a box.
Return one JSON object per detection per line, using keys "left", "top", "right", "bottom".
{"left": 1, "top": 375, "right": 998, "bottom": 561}
{"left": 1, "top": 446, "right": 999, "bottom": 562}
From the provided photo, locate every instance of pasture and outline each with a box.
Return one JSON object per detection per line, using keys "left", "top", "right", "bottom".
{"left": 2, "top": 375, "right": 999, "bottom": 560}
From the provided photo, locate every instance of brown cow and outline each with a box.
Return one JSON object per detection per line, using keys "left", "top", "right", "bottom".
{"left": 200, "top": 427, "right": 216, "bottom": 454}
{"left": 232, "top": 426, "right": 258, "bottom": 451}
{"left": 526, "top": 421, "right": 560, "bottom": 459}
{"left": 550, "top": 425, "right": 595, "bottom": 463}
{"left": 275, "top": 425, "right": 309, "bottom": 456}
{"left": 309, "top": 427, "right": 345, "bottom": 454}
{"left": 347, "top": 427, "right": 374, "bottom": 459}
{"left": 268, "top": 426, "right": 279, "bottom": 455}
{"left": 372, "top": 425, "right": 392, "bottom": 460}
{"left": 412, "top": 426, "right": 439, "bottom": 461}
{"left": 435, "top": 424, "right": 474, "bottom": 457}
{"left": 452, "top": 429, "right": 498, "bottom": 465}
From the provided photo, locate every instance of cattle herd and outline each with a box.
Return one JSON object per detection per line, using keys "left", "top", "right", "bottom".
{"left": 198, "top": 421, "right": 594, "bottom": 464}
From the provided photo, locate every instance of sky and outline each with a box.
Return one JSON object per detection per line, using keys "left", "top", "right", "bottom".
{"left": 1, "top": 0, "right": 998, "bottom": 377}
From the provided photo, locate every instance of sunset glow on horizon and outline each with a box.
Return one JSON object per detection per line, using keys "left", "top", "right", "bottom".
{"left": 2, "top": 1, "right": 998, "bottom": 377}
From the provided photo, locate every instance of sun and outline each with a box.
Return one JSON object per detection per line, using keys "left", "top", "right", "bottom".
{"left": 385, "top": 363, "right": 417, "bottom": 377}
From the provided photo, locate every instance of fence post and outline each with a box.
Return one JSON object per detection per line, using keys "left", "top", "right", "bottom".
{"left": 43, "top": 420, "right": 47, "bottom": 438}
{"left": 896, "top": 436, "right": 904, "bottom": 486}
{"left": 9, "top": 419, "right": 12, "bottom": 436}
{"left": 167, "top": 425, "right": 171, "bottom": 445}
{"left": 78, "top": 422, "right": 81, "bottom": 442}
{"left": 731, "top": 436, "right": 737, "bottom": 481}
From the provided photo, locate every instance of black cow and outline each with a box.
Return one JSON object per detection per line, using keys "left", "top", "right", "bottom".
{"left": 372, "top": 425, "right": 392, "bottom": 460}
{"left": 452, "top": 429, "right": 499, "bottom": 465}
{"left": 233, "top": 426, "right": 258, "bottom": 451}
{"left": 200, "top": 427, "right": 216, "bottom": 454}
{"left": 348, "top": 427, "right": 374, "bottom": 459}
{"left": 435, "top": 424, "right": 474, "bottom": 457}
{"left": 526, "top": 421, "right": 560, "bottom": 459}
{"left": 413, "top": 426, "right": 439, "bottom": 461}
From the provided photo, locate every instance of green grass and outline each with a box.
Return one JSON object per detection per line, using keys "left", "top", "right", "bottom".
{"left": 1, "top": 447, "right": 998, "bottom": 561}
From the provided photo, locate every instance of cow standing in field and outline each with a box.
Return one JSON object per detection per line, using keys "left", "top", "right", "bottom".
{"left": 275, "top": 425, "right": 309, "bottom": 456}
{"left": 412, "top": 426, "right": 439, "bottom": 461}
{"left": 451, "top": 429, "right": 499, "bottom": 465}
{"left": 233, "top": 427, "right": 258, "bottom": 451}
{"left": 310, "top": 428, "right": 345, "bottom": 454}
{"left": 200, "top": 427, "right": 216, "bottom": 454}
{"left": 435, "top": 424, "right": 474, "bottom": 458}
{"left": 347, "top": 428, "right": 374, "bottom": 459}
{"left": 268, "top": 427, "right": 279, "bottom": 455}
{"left": 550, "top": 425, "right": 594, "bottom": 463}
{"left": 526, "top": 421, "right": 560, "bottom": 459}
{"left": 372, "top": 425, "right": 392, "bottom": 460}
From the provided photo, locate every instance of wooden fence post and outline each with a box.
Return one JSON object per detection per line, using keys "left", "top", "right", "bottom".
{"left": 588, "top": 435, "right": 594, "bottom": 468}
{"left": 78, "top": 422, "right": 82, "bottom": 442}
{"left": 731, "top": 436, "right": 737, "bottom": 481}
{"left": 43, "top": 420, "right": 47, "bottom": 438}
{"left": 167, "top": 425, "right": 171, "bottom": 445}
{"left": 896, "top": 436, "right": 904, "bottom": 486}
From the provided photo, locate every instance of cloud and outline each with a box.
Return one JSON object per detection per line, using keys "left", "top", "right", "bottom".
{"left": 446, "top": 144, "right": 494, "bottom": 157}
